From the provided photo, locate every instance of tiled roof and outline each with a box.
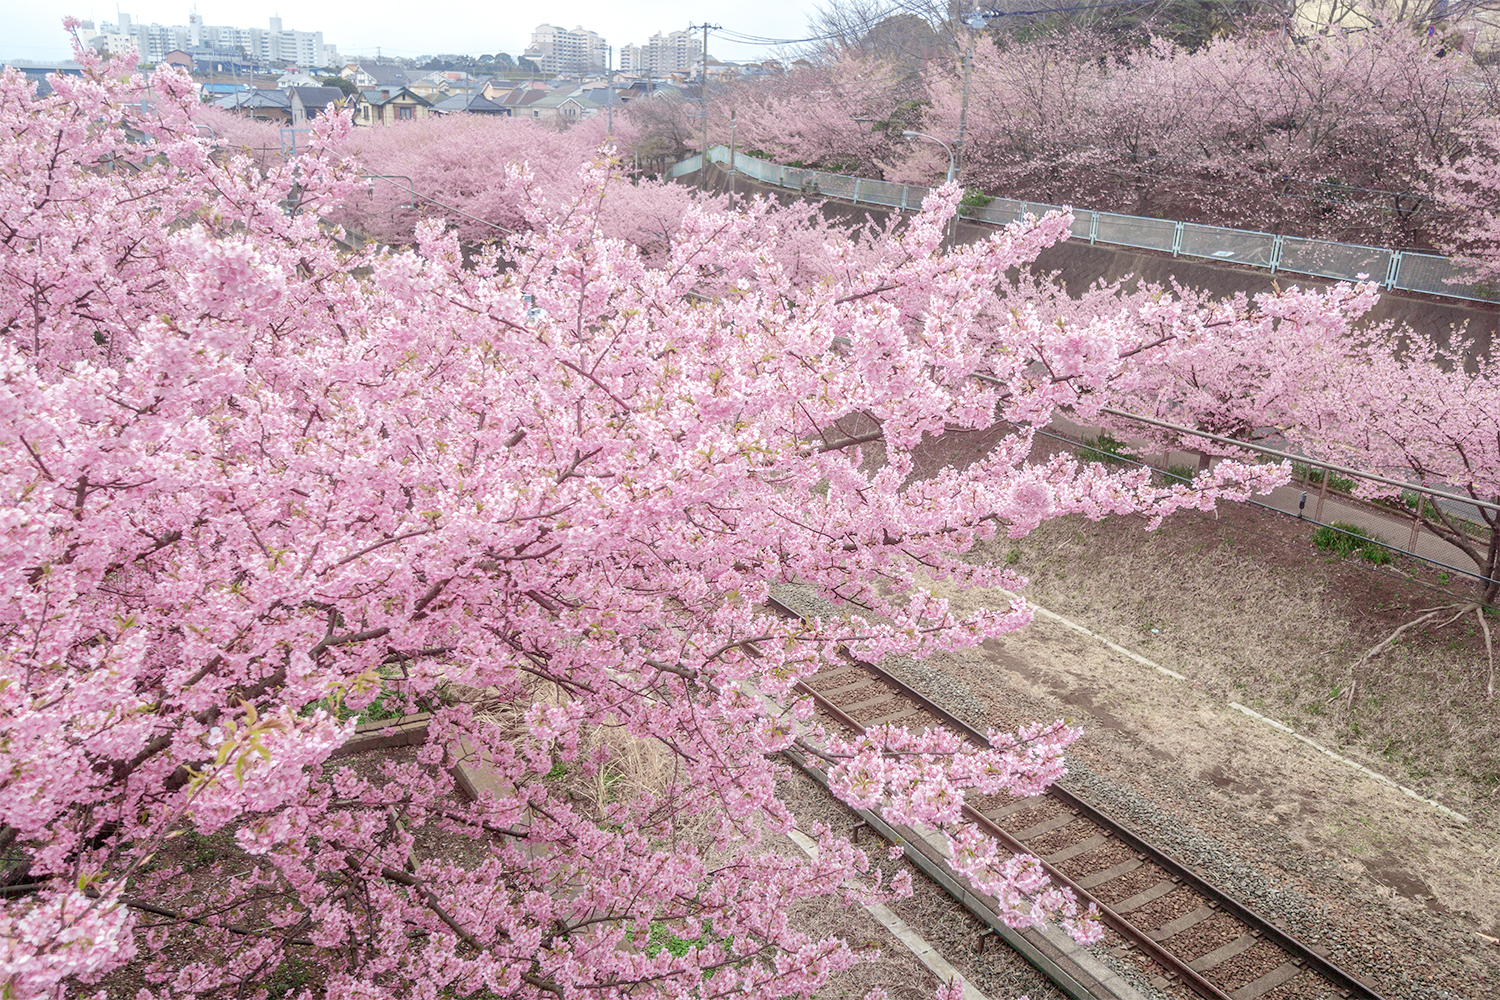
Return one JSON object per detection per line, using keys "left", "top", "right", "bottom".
{"left": 431, "top": 92, "right": 509, "bottom": 114}
{"left": 287, "top": 86, "right": 347, "bottom": 109}
{"left": 214, "top": 89, "right": 290, "bottom": 110}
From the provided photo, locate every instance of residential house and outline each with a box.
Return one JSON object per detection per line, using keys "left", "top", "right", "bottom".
{"left": 162, "top": 49, "right": 193, "bottom": 71}
{"left": 483, "top": 78, "right": 547, "bottom": 100}
{"left": 200, "top": 82, "right": 249, "bottom": 97}
{"left": 353, "top": 87, "right": 433, "bottom": 125}
{"left": 288, "top": 86, "right": 348, "bottom": 125}
{"left": 341, "top": 63, "right": 376, "bottom": 88}
{"left": 213, "top": 88, "right": 292, "bottom": 123}
{"left": 193, "top": 53, "right": 257, "bottom": 76}
{"left": 7, "top": 61, "right": 85, "bottom": 95}
{"left": 365, "top": 64, "right": 411, "bottom": 88}
{"left": 495, "top": 86, "right": 552, "bottom": 116}
{"left": 405, "top": 78, "right": 443, "bottom": 101}
{"left": 430, "top": 91, "right": 509, "bottom": 116}
{"left": 524, "top": 90, "right": 600, "bottom": 123}
{"left": 276, "top": 67, "right": 318, "bottom": 88}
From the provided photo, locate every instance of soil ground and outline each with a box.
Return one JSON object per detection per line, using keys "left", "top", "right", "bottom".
{"left": 902, "top": 497, "right": 1500, "bottom": 998}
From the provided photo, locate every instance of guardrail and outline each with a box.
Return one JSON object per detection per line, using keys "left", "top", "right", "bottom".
{"left": 669, "top": 146, "right": 1499, "bottom": 305}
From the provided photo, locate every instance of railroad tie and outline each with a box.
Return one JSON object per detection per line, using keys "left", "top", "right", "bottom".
{"left": 819, "top": 678, "right": 878, "bottom": 699}
{"left": 1146, "top": 903, "right": 1216, "bottom": 942}
{"left": 1187, "top": 932, "right": 1259, "bottom": 972}
{"left": 1075, "top": 857, "right": 1142, "bottom": 889}
{"left": 1043, "top": 832, "right": 1108, "bottom": 865}
{"left": 1111, "top": 878, "right": 1177, "bottom": 914}
{"left": 844, "top": 691, "right": 897, "bottom": 714}
{"left": 1013, "top": 812, "right": 1076, "bottom": 841}
{"left": 868, "top": 707, "right": 922, "bottom": 727}
{"left": 1228, "top": 961, "right": 1304, "bottom": 1000}
{"left": 983, "top": 795, "right": 1045, "bottom": 822}
{"left": 808, "top": 665, "right": 862, "bottom": 685}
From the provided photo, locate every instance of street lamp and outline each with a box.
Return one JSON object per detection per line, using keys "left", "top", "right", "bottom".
{"left": 902, "top": 131, "right": 956, "bottom": 184}
{"left": 954, "top": 9, "right": 993, "bottom": 183}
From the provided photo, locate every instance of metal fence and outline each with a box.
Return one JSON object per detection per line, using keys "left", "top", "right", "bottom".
{"left": 1036, "top": 413, "right": 1499, "bottom": 606}
{"left": 669, "top": 146, "right": 1500, "bottom": 306}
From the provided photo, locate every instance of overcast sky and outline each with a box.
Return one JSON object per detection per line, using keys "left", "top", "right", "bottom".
{"left": 8, "top": 1, "right": 824, "bottom": 63}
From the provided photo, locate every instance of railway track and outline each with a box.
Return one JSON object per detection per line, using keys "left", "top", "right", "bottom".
{"left": 767, "top": 594, "right": 1387, "bottom": 1000}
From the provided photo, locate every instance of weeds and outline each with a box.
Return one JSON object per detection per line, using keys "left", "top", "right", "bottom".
{"left": 1079, "top": 433, "right": 1138, "bottom": 468}
{"left": 1313, "top": 522, "right": 1393, "bottom": 565}
{"left": 265, "top": 955, "right": 313, "bottom": 1000}
{"left": 644, "top": 921, "right": 721, "bottom": 958}
{"left": 1161, "top": 464, "right": 1198, "bottom": 485}
{"left": 1294, "top": 463, "right": 1355, "bottom": 493}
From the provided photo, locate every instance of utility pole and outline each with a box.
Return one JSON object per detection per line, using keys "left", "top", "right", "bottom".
{"left": 955, "top": 10, "right": 991, "bottom": 186}
{"left": 689, "top": 22, "right": 720, "bottom": 191}
{"left": 954, "top": 33, "right": 974, "bottom": 183}
{"left": 606, "top": 45, "right": 613, "bottom": 137}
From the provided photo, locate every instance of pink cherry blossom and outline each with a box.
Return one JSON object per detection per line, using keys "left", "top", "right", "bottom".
{"left": 0, "top": 39, "right": 1305, "bottom": 1000}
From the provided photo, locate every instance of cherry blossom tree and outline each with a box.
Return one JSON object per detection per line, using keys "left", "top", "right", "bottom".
{"left": 1095, "top": 278, "right": 1384, "bottom": 459}
{"left": 2, "top": 42, "right": 1298, "bottom": 1000}
{"left": 910, "top": 21, "right": 1494, "bottom": 244}
{"left": 1100, "top": 274, "right": 1499, "bottom": 687}
{"left": 1299, "top": 335, "right": 1500, "bottom": 611}
{"left": 721, "top": 50, "right": 926, "bottom": 179}
{"left": 328, "top": 113, "right": 641, "bottom": 245}
{"left": 190, "top": 105, "right": 287, "bottom": 171}
{"left": 1431, "top": 114, "right": 1500, "bottom": 281}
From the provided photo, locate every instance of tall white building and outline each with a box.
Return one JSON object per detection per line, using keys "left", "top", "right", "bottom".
{"left": 523, "top": 24, "right": 608, "bottom": 74}
{"left": 619, "top": 30, "right": 703, "bottom": 75}
{"left": 84, "top": 12, "right": 337, "bottom": 68}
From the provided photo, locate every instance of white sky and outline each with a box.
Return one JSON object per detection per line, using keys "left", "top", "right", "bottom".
{"left": 7, "top": 1, "right": 824, "bottom": 63}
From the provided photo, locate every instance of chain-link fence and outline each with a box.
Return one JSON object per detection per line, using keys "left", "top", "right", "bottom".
{"left": 670, "top": 147, "right": 1500, "bottom": 305}
{"left": 1036, "top": 412, "right": 1499, "bottom": 605}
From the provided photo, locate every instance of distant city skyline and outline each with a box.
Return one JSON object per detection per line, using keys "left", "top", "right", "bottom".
{"left": 6, "top": 1, "right": 820, "bottom": 64}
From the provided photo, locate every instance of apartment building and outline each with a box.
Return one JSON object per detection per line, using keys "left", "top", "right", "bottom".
{"left": 522, "top": 25, "right": 608, "bottom": 74}
{"left": 619, "top": 30, "right": 703, "bottom": 75}
{"left": 83, "top": 12, "right": 337, "bottom": 68}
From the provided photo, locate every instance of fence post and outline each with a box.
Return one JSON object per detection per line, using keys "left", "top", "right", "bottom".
{"left": 1089, "top": 212, "right": 1099, "bottom": 245}
{"left": 901, "top": 185, "right": 909, "bottom": 211}
{"left": 1270, "top": 235, "right": 1283, "bottom": 274}
{"left": 1172, "top": 221, "right": 1184, "bottom": 257}
{"left": 1385, "top": 251, "right": 1402, "bottom": 289}
{"left": 1407, "top": 495, "right": 1423, "bottom": 553}
{"left": 852, "top": 178, "right": 861, "bottom": 205}
{"left": 1313, "top": 465, "right": 1329, "bottom": 522}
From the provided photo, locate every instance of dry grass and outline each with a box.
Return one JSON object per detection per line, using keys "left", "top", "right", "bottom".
{"left": 971, "top": 512, "right": 1500, "bottom": 815}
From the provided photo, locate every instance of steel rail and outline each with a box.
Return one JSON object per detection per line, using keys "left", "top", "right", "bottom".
{"left": 787, "top": 669, "right": 1235, "bottom": 1000}
{"left": 767, "top": 594, "right": 1387, "bottom": 1000}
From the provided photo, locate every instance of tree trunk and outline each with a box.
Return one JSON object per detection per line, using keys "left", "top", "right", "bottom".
{"left": 1481, "top": 527, "right": 1499, "bottom": 606}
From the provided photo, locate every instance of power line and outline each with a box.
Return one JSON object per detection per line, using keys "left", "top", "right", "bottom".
{"left": 714, "top": 2, "right": 922, "bottom": 47}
